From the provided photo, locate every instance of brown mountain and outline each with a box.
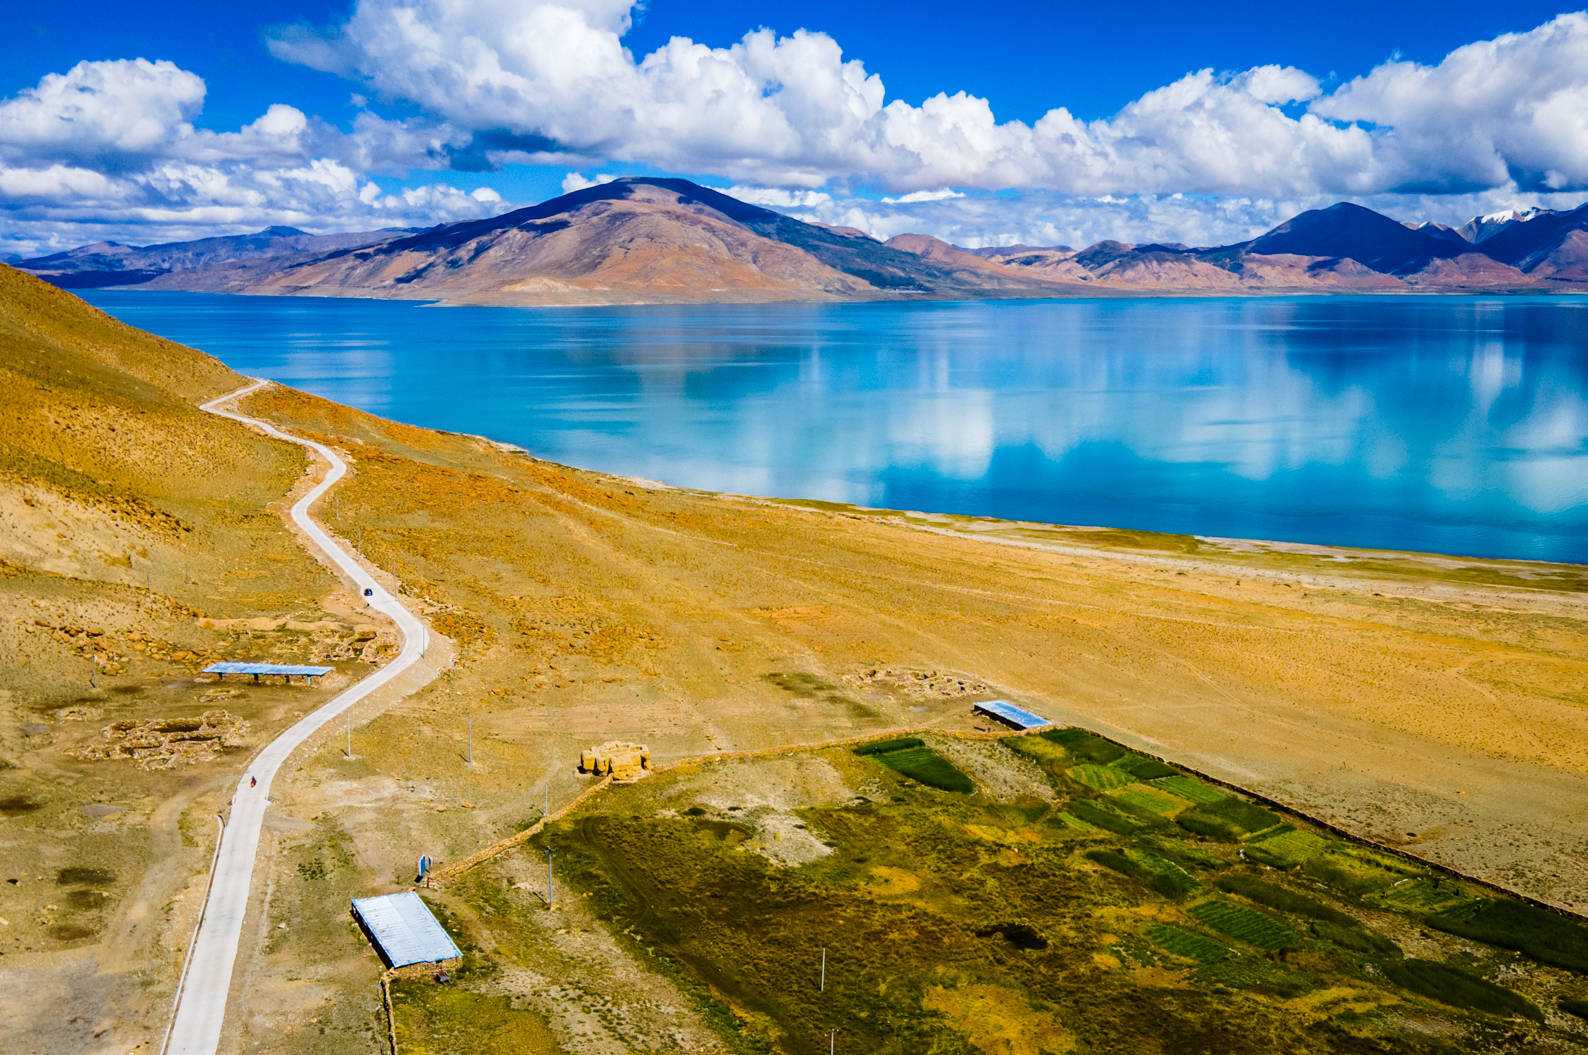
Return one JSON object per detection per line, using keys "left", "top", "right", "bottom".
{"left": 131, "top": 178, "right": 1073, "bottom": 305}
{"left": 19, "top": 181, "right": 1588, "bottom": 303}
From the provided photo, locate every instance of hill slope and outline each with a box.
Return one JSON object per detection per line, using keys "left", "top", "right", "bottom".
{"left": 16, "top": 226, "right": 401, "bottom": 289}
{"left": 18, "top": 183, "right": 1588, "bottom": 301}
{"left": 141, "top": 178, "right": 1074, "bottom": 305}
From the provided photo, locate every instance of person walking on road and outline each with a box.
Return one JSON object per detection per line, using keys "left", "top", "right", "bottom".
{"left": 249, "top": 776, "right": 256, "bottom": 788}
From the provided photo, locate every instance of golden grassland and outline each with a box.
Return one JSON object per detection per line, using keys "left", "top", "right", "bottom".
{"left": 1, "top": 263, "right": 1586, "bottom": 1052}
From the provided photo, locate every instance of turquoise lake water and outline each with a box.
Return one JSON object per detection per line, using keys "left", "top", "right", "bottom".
{"left": 81, "top": 291, "right": 1588, "bottom": 564}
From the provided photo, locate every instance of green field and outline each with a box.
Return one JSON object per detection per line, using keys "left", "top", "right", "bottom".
{"left": 435, "top": 727, "right": 1588, "bottom": 1055}
{"left": 1147, "top": 924, "right": 1232, "bottom": 963}
{"left": 1245, "top": 826, "right": 1327, "bottom": 868}
{"left": 853, "top": 740, "right": 974, "bottom": 792}
{"left": 1427, "top": 899, "right": 1588, "bottom": 972}
{"left": 1152, "top": 774, "right": 1228, "bottom": 804}
{"left": 1188, "top": 899, "right": 1299, "bottom": 951}
{"left": 1112, "top": 786, "right": 1185, "bottom": 815}
{"left": 1065, "top": 763, "right": 1135, "bottom": 790}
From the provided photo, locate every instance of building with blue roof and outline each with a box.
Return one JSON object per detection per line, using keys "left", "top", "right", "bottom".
{"left": 973, "top": 699, "right": 1051, "bottom": 730}
{"left": 351, "top": 892, "right": 462, "bottom": 973}
{"left": 203, "top": 661, "right": 334, "bottom": 683}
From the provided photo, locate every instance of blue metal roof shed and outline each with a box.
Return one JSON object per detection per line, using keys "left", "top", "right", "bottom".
{"left": 974, "top": 699, "right": 1051, "bottom": 730}
{"left": 203, "top": 661, "right": 334, "bottom": 682}
{"left": 351, "top": 892, "right": 462, "bottom": 969}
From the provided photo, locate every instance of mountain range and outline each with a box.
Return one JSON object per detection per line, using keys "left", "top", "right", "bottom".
{"left": 16, "top": 178, "right": 1588, "bottom": 304}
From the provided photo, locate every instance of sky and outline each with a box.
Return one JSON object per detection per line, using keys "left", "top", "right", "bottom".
{"left": 3, "top": 1, "right": 1588, "bottom": 257}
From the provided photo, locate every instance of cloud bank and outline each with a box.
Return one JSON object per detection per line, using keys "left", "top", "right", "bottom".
{"left": 0, "top": 59, "right": 502, "bottom": 255}
{"left": 4, "top": 5, "right": 1588, "bottom": 255}
{"left": 273, "top": 3, "right": 1588, "bottom": 198}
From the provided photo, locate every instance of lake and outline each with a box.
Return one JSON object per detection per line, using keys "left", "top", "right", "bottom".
{"left": 82, "top": 291, "right": 1588, "bottom": 564}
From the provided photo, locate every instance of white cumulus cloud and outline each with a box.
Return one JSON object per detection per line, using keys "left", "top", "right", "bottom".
{"left": 0, "top": 59, "right": 505, "bottom": 257}
{"left": 268, "top": 3, "right": 1588, "bottom": 201}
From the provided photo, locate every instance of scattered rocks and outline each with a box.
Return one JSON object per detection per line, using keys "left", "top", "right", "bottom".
{"left": 71, "top": 709, "right": 249, "bottom": 769}
{"left": 843, "top": 666, "right": 989, "bottom": 700}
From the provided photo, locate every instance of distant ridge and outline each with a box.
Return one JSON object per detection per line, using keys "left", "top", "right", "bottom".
{"left": 19, "top": 179, "right": 1588, "bottom": 304}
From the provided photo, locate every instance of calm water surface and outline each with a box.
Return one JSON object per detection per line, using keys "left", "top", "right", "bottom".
{"left": 82, "top": 291, "right": 1588, "bottom": 563}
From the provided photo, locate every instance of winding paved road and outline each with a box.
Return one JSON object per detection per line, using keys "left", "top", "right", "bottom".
{"left": 164, "top": 379, "right": 431, "bottom": 1055}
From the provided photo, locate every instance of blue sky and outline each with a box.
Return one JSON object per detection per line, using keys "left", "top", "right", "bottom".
{"left": 3, "top": 2, "right": 1587, "bottom": 256}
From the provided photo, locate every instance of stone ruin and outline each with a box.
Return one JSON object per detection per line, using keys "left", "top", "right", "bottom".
{"left": 579, "top": 741, "right": 651, "bottom": 782}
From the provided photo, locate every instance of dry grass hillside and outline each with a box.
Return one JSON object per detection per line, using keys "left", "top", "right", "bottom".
{"left": 3, "top": 265, "right": 1586, "bottom": 1053}
{"left": 0, "top": 265, "right": 391, "bottom": 1052}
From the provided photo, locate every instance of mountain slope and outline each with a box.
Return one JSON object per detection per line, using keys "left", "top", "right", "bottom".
{"left": 20, "top": 182, "right": 1588, "bottom": 301}
{"left": 148, "top": 178, "right": 1071, "bottom": 305}
{"left": 17, "top": 226, "right": 402, "bottom": 289}
{"left": 1240, "top": 202, "right": 1469, "bottom": 274}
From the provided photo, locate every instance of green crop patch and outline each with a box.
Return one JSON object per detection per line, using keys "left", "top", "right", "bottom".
{"left": 1108, "top": 754, "right": 1179, "bottom": 780}
{"left": 1087, "top": 849, "right": 1200, "bottom": 901}
{"left": 1373, "top": 878, "right": 1470, "bottom": 914}
{"left": 853, "top": 736, "right": 925, "bottom": 756}
{"left": 1245, "top": 828, "right": 1326, "bottom": 869}
{"left": 1147, "top": 923, "right": 1232, "bottom": 963}
{"left": 1066, "top": 763, "right": 1135, "bottom": 791}
{"left": 1214, "top": 875, "right": 1398, "bottom": 956}
{"left": 1302, "top": 846, "right": 1418, "bottom": 897}
{"left": 1040, "top": 727, "right": 1126, "bottom": 765}
{"left": 869, "top": 745, "right": 975, "bottom": 793}
{"left": 1152, "top": 775, "right": 1227, "bottom": 805}
{"left": 1427, "top": 899, "right": 1588, "bottom": 973}
{"left": 1112, "top": 786, "right": 1184, "bottom": 815}
{"left": 1188, "top": 899, "right": 1299, "bottom": 951}
{"left": 1382, "top": 958, "right": 1544, "bottom": 1021}
{"left": 1004, "top": 734, "right": 1068, "bottom": 766}
{"left": 1054, "top": 811, "right": 1100, "bottom": 832}
{"left": 1067, "top": 797, "right": 1147, "bottom": 835}
{"left": 458, "top": 734, "right": 1588, "bottom": 1054}
{"left": 1175, "top": 797, "right": 1284, "bottom": 842}
{"left": 1203, "top": 797, "right": 1284, "bottom": 834}
{"left": 1129, "top": 848, "right": 1204, "bottom": 898}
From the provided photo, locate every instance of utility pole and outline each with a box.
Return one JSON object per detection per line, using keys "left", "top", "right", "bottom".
{"left": 829, "top": 1028, "right": 836, "bottom": 1055}
{"left": 345, "top": 712, "right": 352, "bottom": 759}
{"left": 820, "top": 947, "right": 826, "bottom": 992}
{"left": 547, "top": 848, "right": 554, "bottom": 910}
{"left": 466, "top": 715, "right": 473, "bottom": 765}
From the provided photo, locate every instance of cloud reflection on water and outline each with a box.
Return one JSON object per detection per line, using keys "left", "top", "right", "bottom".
{"left": 82, "top": 291, "right": 1588, "bottom": 562}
